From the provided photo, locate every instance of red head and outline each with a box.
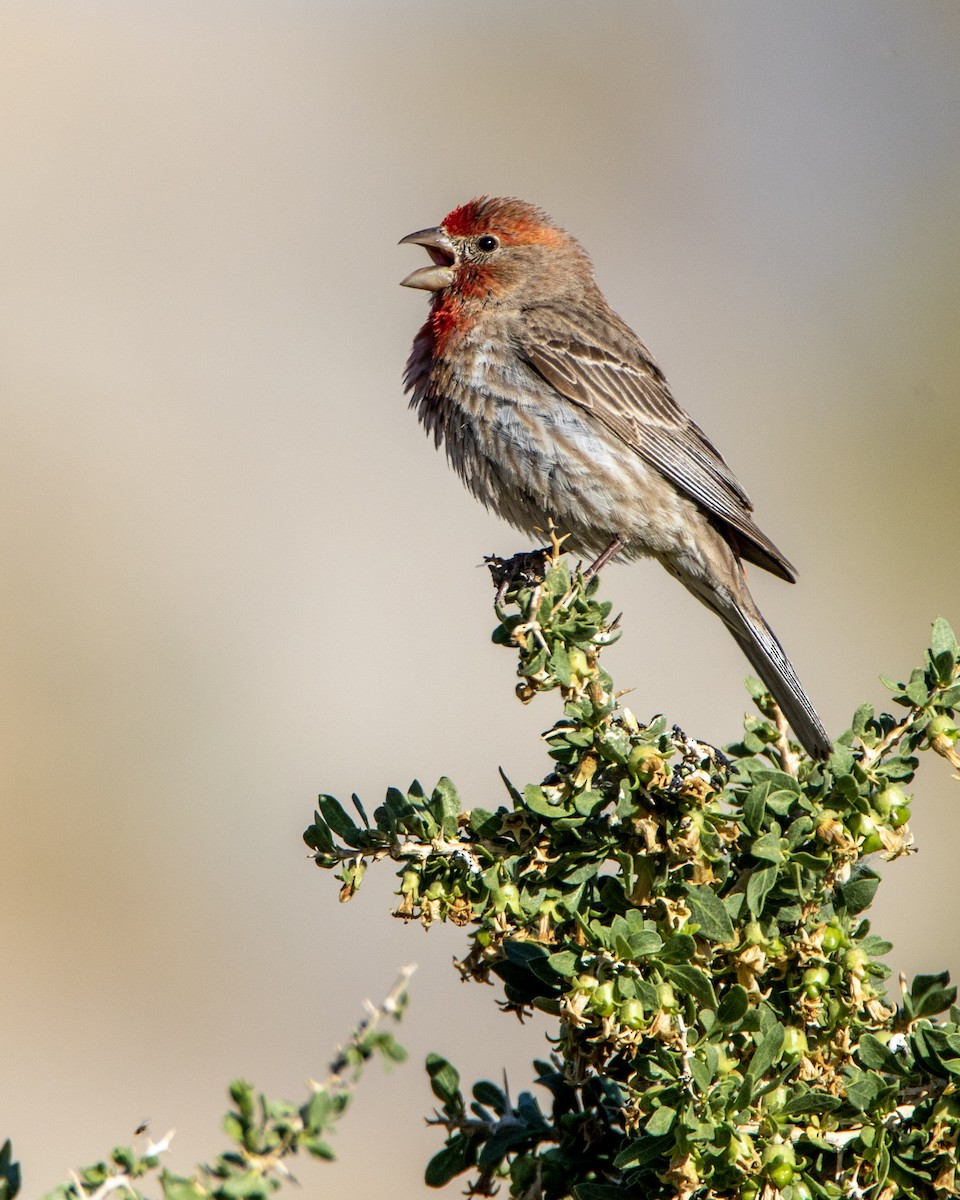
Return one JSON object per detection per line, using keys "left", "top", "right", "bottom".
{"left": 440, "top": 197, "right": 569, "bottom": 248}
{"left": 400, "top": 197, "right": 594, "bottom": 303}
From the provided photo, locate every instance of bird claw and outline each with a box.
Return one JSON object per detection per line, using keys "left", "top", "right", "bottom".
{"left": 485, "top": 549, "right": 551, "bottom": 605}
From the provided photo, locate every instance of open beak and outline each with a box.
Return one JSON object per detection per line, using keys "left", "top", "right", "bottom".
{"left": 399, "top": 226, "right": 457, "bottom": 291}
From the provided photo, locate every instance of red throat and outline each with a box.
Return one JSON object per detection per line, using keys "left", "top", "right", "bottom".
{"left": 429, "top": 290, "right": 466, "bottom": 356}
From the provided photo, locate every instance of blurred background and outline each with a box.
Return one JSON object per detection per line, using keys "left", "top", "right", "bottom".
{"left": 2, "top": 1, "right": 959, "bottom": 1194}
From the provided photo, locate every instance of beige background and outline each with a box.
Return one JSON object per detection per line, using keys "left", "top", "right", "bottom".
{"left": 2, "top": 3, "right": 959, "bottom": 1195}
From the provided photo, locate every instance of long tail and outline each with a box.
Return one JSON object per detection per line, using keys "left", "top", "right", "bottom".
{"left": 721, "top": 595, "right": 832, "bottom": 760}
{"left": 671, "top": 551, "right": 833, "bottom": 760}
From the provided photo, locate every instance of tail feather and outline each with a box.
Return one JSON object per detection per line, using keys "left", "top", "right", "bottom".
{"left": 724, "top": 603, "right": 832, "bottom": 760}
{"left": 658, "top": 537, "right": 832, "bottom": 760}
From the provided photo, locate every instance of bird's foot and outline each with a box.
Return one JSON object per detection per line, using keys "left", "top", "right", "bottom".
{"left": 485, "top": 549, "right": 551, "bottom": 606}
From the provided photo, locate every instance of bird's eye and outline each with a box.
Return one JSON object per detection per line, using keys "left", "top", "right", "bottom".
{"left": 476, "top": 234, "right": 499, "bottom": 253}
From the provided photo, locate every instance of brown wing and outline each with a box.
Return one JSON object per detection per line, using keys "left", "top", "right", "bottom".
{"left": 518, "top": 302, "right": 796, "bottom": 582}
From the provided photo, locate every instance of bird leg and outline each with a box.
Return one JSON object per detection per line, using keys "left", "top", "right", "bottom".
{"left": 583, "top": 537, "right": 625, "bottom": 580}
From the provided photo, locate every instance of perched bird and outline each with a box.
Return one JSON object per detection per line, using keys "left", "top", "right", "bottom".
{"left": 400, "top": 197, "right": 831, "bottom": 759}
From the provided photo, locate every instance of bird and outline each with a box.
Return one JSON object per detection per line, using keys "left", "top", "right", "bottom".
{"left": 399, "top": 196, "right": 831, "bottom": 759}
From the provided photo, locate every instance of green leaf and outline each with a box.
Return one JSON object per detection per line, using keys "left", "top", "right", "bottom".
{"left": 747, "top": 1022, "right": 785, "bottom": 1081}
{"left": 905, "top": 971, "right": 957, "bottom": 1020}
{"left": 841, "top": 870, "right": 880, "bottom": 915}
{"left": 905, "top": 670, "right": 930, "bottom": 707}
{"left": 857, "top": 1033, "right": 905, "bottom": 1075}
{"left": 304, "top": 1089, "right": 333, "bottom": 1132}
{"left": 0, "top": 1142, "right": 19, "bottom": 1200}
{"left": 424, "top": 1137, "right": 471, "bottom": 1188}
{"left": 614, "top": 1135, "right": 671, "bottom": 1170}
{"left": 828, "top": 743, "right": 856, "bottom": 773}
{"left": 716, "top": 986, "right": 749, "bottom": 1027}
{"left": 932, "top": 649, "right": 957, "bottom": 685}
{"left": 645, "top": 1104, "right": 677, "bottom": 1136}
{"left": 931, "top": 617, "right": 959, "bottom": 660}
{"left": 547, "top": 950, "right": 580, "bottom": 977}
{"left": 574, "top": 789, "right": 607, "bottom": 817}
{"left": 764, "top": 789, "right": 797, "bottom": 817}
{"left": 684, "top": 885, "right": 735, "bottom": 943}
{"left": 657, "top": 934, "right": 696, "bottom": 964}
{"left": 689, "top": 1055, "right": 713, "bottom": 1092}
{"left": 220, "top": 1172, "right": 275, "bottom": 1198}
{"left": 851, "top": 702, "right": 875, "bottom": 738}
{"left": 781, "top": 1092, "right": 842, "bottom": 1116}
{"left": 302, "top": 1138, "right": 336, "bottom": 1160}
{"left": 317, "top": 794, "right": 362, "bottom": 845}
{"left": 502, "top": 941, "right": 549, "bottom": 966}
{"left": 664, "top": 964, "right": 717, "bottom": 1010}
{"left": 477, "top": 1125, "right": 529, "bottom": 1170}
{"left": 859, "top": 935, "right": 893, "bottom": 956}
{"left": 746, "top": 865, "right": 778, "bottom": 917}
{"left": 625, "top": 930, "right": 664, "bottom": 958}
{"left": 473, "top": 1081, "right": 507, "bottom": 1116}
{"left": 430, "top": 777, "right": 462, "bottom": 838}
{"left": 467, "top": 806, "right": 501, "bottom": 838}
{"left": 425, "top": 1054, "right": 462, "bottom": 1108}
{"left": 844, "top": 1069, "right": 885, "bottom": 1113}
{"left": 752, "top": 769, "right": 802, "bottom": 795}
{"left": 351, "top": 792, "right": 370, "bottom": 828}
{"left": 750, "top": 832, "right": 784, "bottom": 864}
{"left": 742, "top": 786, "right": 766, "bottom": 833}
{"left": 522, "top": 784, "right": 566, "bottom": 817}
{"left": 549, "top": 642, "right": 573, "bottom": 686}
{"left": 161, "top": 1176, "right": 209, "bottom": 1200}
{"left": 303, "top": 817, "right": 335, "bottom": 855}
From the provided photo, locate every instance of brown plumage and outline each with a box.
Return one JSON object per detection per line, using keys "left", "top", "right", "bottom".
{"left": 400, "top": 196, "right": 831, "bottom": 759}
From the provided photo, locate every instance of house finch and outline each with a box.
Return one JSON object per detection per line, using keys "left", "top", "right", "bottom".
{"left": 400, "top": 197, "right": 831, "bottom": 759}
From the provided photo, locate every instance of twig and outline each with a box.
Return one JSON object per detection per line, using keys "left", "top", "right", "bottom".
{"left": 324, "top": 964, "right": 417, "bottom": 1087}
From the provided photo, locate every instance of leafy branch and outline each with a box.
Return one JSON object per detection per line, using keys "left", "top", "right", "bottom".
{"left": 34, "top": 966, "right": 414, "bottom": 1200}
{"left": 307, "top": 547, "right": 960, "bottom": 1200}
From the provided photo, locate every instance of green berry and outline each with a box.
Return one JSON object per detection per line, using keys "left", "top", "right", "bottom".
{"left": 590, "top": 982, "right": 616, "bottom": 1016}
{"left": 928, "top": 714, "right": 959, "bottom": 744}
{"left": 890, "top": 803, "right": 911, "bottom": 828}
{"left": 768, "top": 1162, "right": 795, "bottom": 1188}
{"left": 781, "top": 1026, "right": 808, "bottom": 1060}
{"left": 848, "top": 812, "right": 882, "bottom": 854}
{"left": 618, "top": 999, "right": 645, "bottom": 1030}
{"left": 820, "top": 924, "right": 844, "bottom": 953}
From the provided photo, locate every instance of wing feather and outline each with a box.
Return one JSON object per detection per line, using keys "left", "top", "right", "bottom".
{"left": 518, "top": 303, "right": 796, "bottom": 581}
